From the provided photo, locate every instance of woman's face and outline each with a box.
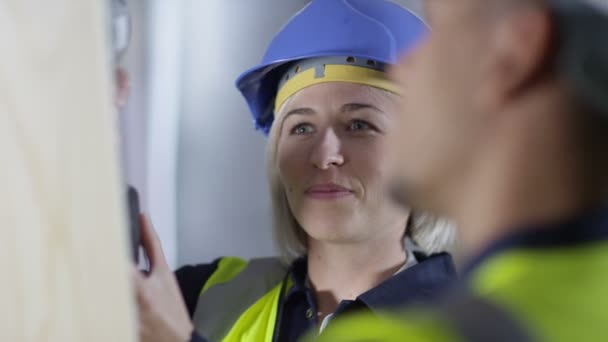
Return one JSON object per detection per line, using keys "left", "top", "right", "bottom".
{"left": 277, "top": 82, "right": 409, "bottom": 244}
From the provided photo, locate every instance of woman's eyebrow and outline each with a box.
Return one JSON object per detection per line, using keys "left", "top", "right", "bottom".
{"left": 284, "top": 103, "right": 386, "bottom": 118}
{"left": 284, "top": 107, "right": 316, "bottom": 117}
{"left": 341, "top": 103, "right": 386, "bottom": 116}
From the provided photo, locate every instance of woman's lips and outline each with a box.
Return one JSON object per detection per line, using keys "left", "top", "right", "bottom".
{"left": 305, "top": 183, "right": 354, "bottom": 199}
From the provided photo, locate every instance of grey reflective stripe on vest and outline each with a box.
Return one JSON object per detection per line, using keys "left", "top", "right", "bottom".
{"left": 192, "top": 257, "right": 288, "bottom": 341}
{"left": 440, "top": 291, "right": 536, "bottom": 342}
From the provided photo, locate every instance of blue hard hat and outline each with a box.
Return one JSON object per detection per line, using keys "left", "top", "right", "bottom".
{"left": 235, "top": 0, "right": 428, "bottom": 135}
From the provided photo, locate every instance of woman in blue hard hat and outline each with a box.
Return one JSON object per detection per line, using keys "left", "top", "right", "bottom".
{"left": 133, "top": 1, "right": 457, "bottom": 342}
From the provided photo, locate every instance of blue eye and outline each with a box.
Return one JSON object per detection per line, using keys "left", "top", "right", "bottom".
{"left": 348, "top": 120, "right": 372, "bottom": 131}
{"left": 291, "top": 123, "right": 315, "bottom": 135}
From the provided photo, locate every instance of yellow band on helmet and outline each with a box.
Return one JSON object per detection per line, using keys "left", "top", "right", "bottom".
{"left": 274, "top": 64, "right": 399, "bottom": 116}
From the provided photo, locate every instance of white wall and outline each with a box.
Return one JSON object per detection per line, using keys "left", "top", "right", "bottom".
{"left": 120, "top": 0, "right": 148, "bottom": 204}
{"left": 176, "top": 0, "right": 310, "bottom": 266}
{"left": 120, "top": 0, "right": 182, "bottom": 268}
{"left": 145, "top": 0, "right": 183, "bottom": 268}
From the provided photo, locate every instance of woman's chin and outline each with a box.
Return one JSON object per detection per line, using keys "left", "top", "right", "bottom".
{"left": 302, "top": 220, "right": 360, "bottom": 243}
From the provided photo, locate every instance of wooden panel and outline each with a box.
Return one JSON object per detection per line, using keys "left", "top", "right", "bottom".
{"left": 0, "top": 1, "right": 136, "bottom": 341}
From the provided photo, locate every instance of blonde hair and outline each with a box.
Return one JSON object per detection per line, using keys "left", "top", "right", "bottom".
{"left": 266, "top": 90, "right": 455, "bottom": 264}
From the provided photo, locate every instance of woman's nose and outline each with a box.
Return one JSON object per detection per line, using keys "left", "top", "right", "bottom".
{"left": 310, "top": 128, "right": 345, "bottom": 170}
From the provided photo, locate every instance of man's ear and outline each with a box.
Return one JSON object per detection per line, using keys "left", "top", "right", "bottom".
{"left": 475, "top": 6, "right": 553, "bottom": 112}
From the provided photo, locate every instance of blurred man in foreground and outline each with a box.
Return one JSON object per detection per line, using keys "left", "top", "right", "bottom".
{"left": 312, "top": 0, "right": 608, "bottom": 341}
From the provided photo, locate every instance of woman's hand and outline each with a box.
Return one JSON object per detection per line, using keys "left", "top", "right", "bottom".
{"left": 134, "top": 214, "right": 194, "bottom": 342}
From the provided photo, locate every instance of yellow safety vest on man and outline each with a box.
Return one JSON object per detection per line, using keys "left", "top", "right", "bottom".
{"left": 312, "top": 208, "right": 608, "bottom": 342}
